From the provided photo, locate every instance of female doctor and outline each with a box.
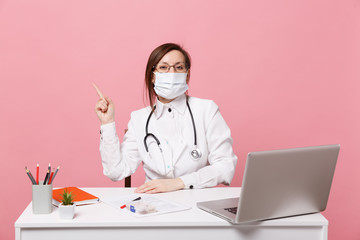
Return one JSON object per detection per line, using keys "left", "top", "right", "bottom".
{"left": 94, "top": 43, "right": 237, "bottom": 194}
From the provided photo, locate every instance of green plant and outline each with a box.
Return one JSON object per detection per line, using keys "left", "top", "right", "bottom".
{"left": 60, "top": 189, "right": 74, "bottom": 206}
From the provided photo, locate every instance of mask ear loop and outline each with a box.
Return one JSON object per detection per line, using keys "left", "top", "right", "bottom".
{"left": 185, "top": 69, "right": 190, "bottom": 97}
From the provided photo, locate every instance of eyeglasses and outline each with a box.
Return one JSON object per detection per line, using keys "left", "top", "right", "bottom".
{"left": 154, "top": 63, "right": 188, "bottom": 73}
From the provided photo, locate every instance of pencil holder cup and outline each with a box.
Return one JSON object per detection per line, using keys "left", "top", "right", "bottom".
{"left": 32, "top": 181, "right": 53, "bottom": 214}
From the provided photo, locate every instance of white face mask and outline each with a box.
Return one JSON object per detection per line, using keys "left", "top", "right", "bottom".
{"left": 153, "top": 72, "right": 188, "bottom": 100}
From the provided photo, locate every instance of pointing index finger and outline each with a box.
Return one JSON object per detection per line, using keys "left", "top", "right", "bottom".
{"left": 92, "top": 82, "right": 105, "bottom": 99}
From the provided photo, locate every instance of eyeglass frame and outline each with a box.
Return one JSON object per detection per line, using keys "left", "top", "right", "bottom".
{"left": 152, "top": 62, "right": 189, "bottom": 73}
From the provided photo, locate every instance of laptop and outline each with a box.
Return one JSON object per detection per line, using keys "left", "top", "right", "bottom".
{"left": 197, "top": 144, "right": 340, "bottom": 224}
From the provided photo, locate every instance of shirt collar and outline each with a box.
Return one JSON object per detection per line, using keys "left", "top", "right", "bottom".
{"left": 154, "top": 94, "right": 187, "bottom": 119}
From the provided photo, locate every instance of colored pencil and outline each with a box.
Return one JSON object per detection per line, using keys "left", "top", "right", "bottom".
{"left": 36, "top": 163, "right": 39, "bottom": 185}
{"left": 25, "top": 167, "right": 36, "bottom": 184}
{"left": 50, "top": 166, "right": 60, "bottom": 184}
{"left": 27, "top": 167, "right": 36, "bottom": 185}
{"left": 48, "top": 168, "right": 54, "bottom": 185}
{"left": 43, "top": 169, "right": 50, "bottom": 185}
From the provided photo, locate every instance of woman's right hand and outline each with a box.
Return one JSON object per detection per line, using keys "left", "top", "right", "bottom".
{"left": 93, "top": 83, "right": 115, "bottom": 125}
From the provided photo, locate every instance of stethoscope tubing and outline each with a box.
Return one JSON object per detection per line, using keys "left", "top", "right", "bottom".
{"left": 143, "top": 98, "right": 200, "bottom": 159}
{"left": 186, "top": 100, "right": 197, "bottom": 146}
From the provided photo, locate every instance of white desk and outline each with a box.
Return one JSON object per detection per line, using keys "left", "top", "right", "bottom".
{"left": 15, "top": 187, "right": 328, "bottom": 240}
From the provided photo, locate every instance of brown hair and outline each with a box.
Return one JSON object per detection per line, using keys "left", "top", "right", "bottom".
{"left": 144, "top": 43, "right": 191, "bottom": 108}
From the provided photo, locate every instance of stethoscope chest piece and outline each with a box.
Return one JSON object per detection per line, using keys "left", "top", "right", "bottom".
{"left": 191, "top": 148, "right": 202, "bottom": 160}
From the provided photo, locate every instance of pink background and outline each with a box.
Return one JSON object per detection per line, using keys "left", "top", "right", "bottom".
{"left": 1, "top": 0, "right": 359, "bottom": 239}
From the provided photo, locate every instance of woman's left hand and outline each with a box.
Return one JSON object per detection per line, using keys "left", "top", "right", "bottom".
{"left": 135, "top": 178, "right": 185, "bottom": 194}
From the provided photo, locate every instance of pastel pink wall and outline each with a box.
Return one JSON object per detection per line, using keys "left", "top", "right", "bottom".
{"left": 0, "top": 0, "right": 359, "bottom": 239}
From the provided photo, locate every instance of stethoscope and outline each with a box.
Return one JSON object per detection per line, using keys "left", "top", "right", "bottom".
{"left": 143, "top": 100, "right": 202, "bottom": 160}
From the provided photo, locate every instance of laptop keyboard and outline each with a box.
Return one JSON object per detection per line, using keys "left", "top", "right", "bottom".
{"left": 224, "top": 207, "right": 238, "bottom": 214}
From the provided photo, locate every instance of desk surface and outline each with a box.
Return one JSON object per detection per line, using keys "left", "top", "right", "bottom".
{"left": 15, "top": 187, "right": 327, "bottom": 228}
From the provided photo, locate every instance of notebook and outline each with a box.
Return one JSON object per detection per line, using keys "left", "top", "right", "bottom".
{"left": 53, "top": 187, "right": 100, "bottom": 206}
{"left": 197, "top": 144, "right": 340, "bottom": 224}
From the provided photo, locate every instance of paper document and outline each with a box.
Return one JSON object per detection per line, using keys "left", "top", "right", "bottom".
{"left": 102, "top": 194, "right": 191, "bottom": 217}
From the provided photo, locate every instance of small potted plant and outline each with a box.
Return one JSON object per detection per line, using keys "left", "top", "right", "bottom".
{"left": 59, "top": 189, "right": 75, "bottom": 219}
